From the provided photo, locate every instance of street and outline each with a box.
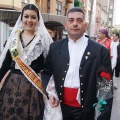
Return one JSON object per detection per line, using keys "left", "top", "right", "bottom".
{"left": 111, "top": 76, "right": 120, "bottom": 120}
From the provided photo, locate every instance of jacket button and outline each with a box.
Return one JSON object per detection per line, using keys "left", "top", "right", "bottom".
{"left": 81, "top": 98, "right": 83, "bottom": 100}
{"left": 81, "top": 83, "right": 83, "bottom": 85}
{"left": 80, "top": 75, "right": 82, "bottom": 77}
{"left": 61, "top": 86, "right": 63, "bottom": 88}
{"left": 80, "top": 67, "right": 82, "bottom": 69}
{"left": 81, "top": 90, "right": 83, "bottom": 93}
{"left": 60, "top": 93, "right": 62, "bottom": 95}
{"left": 65, "top": 71, "right": 66, "bottom": 73}
{"left": 82, "top": 106, "right": 84, "bottom": 108}
{"left": 60, "top": 100, "right": 62, "bottom": 102}
{"left": 62, "top": 78, "right": 64, "bottom": 80}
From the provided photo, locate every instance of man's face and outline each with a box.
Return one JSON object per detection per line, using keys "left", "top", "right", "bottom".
{"left": 113, "top": 34, "right": 118, "bottom": 42}
{"left": 64, "top": 12, "right": 86, "bottom": 41}
{"left": 97, "top": 32, "right": 106, "bottom": 39}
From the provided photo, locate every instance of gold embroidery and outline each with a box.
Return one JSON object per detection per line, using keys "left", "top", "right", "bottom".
{"left": 10, "top": 31, "right": 46, "bottom": 96}
{"left": 16, "top": 57, "right": 46, "bottom": 95}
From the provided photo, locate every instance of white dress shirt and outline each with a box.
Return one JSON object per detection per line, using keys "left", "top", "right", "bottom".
{"left": 64, "top": 34, "right": 88, "bottom": 88}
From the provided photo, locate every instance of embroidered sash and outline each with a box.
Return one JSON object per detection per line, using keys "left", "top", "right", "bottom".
{"left": 10, "top": 30, "right": 46, "bottom": 96}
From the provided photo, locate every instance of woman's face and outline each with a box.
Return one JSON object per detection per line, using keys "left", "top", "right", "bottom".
{"left": 22, "top": 10, "right": 39, "bottom": 32}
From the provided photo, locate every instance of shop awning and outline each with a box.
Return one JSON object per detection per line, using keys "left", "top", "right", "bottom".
{"left": 0, "top": 9, "right": 20, "bottom": 23}
{"left": 0, "top": 9, "right": 66, "bottom": 26}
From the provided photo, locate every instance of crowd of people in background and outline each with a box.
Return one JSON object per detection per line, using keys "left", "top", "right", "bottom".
{"left": 96, "top": 28, "right": 120, "bottom": 90}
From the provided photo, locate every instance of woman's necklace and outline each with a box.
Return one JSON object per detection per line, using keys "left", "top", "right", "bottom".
{"left": 21, "top": 33, "right": 35, "bottom": 48}
{"left": 20, "top": 33, "right": 35, "bottom": 61}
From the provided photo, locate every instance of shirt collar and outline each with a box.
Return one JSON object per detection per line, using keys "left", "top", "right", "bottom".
{"left": 68, "top": 34, "right": 85, "bottom": 44}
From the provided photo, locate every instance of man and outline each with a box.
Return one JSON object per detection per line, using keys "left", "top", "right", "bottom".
{"left": 42, "top": 8, "right": 113, "bottom": 120}
{"left": 112, "top": 33, "right": 120, "bottom": 89}
{"left": 97, "top": 29, "right": 112, "bottom": 51}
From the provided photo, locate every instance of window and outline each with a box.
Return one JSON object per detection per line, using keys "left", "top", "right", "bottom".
{"left": 22, "top": 0, "right": 29, "bottom": 3}
{"left": 56, "top": 1, "right": 62, "bottom": 15}
{"left": 47, "top": 0, "right": 50, "bottom": 13}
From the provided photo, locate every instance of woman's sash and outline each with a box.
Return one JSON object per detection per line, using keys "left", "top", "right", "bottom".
{"left": 10, "top": 30, "right": 62, "bottom": 120}
{"left": 10, "top": 30, "right": 46, "bottom": 95}
{"left": 15, "top": 57, "right": 46, "bottom": 95}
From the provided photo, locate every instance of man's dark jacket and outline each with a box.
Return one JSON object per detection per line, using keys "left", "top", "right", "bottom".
{"left": 42, "top": 38, "right": 113, "bottom": 120}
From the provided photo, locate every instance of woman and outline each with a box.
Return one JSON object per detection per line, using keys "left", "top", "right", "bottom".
{"left": 0, "top": 4, "right": 52, "bottom": 119}
{"left": 97, "top": 29, "right": 112, "bottom": 51}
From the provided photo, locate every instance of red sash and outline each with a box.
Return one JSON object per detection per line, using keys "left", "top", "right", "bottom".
{"left": 63, "top": 87, "right": 81, "bottom": 107}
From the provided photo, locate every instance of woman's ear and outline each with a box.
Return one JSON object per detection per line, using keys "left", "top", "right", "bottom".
{"left": 64, "top": 23, "right": 67, "bottom": 30}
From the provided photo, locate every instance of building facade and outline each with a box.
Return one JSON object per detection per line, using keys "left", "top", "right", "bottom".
{"left": 83, "top": 0, "right": 115, "bottom": 39}
{"left": 0, "top": 0, "right": 116, "bottom": 53}
{"left": 0, "top": 0, "right": 73, "bottom": 53}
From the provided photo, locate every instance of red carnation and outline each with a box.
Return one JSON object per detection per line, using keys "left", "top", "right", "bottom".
{"left": 100, "top": 72, "right": 111, "bottom": 80}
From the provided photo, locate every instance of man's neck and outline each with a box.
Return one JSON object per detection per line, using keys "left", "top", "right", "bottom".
{"left": 114, "top": 39, "right": 119, "bottom": 42}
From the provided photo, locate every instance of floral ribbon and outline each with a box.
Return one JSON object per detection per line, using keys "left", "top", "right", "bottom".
{"left": 93, "top": 99, "right": 107, "bottom": 111}
{"left": 10, "top": 30, "right": 20, "bottom": 60}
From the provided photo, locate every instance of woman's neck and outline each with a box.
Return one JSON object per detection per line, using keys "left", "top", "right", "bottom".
{"left": 101, "top": 37, "right": 106, "bottom": 42}
{"left": 21, "top": 30, "right": 35, "bottom": 46}
{"left": 23, "top": 30, "right": 34, "bottom": 36}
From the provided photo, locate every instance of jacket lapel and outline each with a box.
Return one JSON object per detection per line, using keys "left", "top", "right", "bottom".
{"left": 60, "top": 38, "right": 69, "bottom": 61}
{"left": 80, "top": 39, "right": 96, "bottom": 67}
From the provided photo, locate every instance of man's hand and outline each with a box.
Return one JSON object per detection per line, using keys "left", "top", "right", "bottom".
{"left": 49, "top": 95, "right": 59, "bottom": 108}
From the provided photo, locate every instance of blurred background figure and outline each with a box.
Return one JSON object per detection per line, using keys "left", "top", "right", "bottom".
{"left": 97, "top": 29, "right": 112, "bottom": 51}
{"left": 112, "top": 33, "right": 120, "bottom": 89}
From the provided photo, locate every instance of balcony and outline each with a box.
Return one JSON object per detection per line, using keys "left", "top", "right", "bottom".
{"left": 66, "top": 0, "right": 73, "bottom": 3}
{"left": 0, "top": 0, "right": 21, "bottom": 10}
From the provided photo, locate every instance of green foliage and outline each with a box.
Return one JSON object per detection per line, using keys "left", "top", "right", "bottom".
{"left": 74, "top": 0, "right": 82, "bottom": 8}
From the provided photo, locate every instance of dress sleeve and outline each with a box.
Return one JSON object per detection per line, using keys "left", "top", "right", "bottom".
{"left": 41, "top": 44, "right": 53, "bottom": 90}
{"left": 0, "top": 50, "right": 12, "bottom": 81}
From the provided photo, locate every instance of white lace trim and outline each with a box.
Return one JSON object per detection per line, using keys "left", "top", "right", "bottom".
{"left": 43, "top": 77, "right": 63, "bottom": 120}
{"left": 21, "top": 40, "right": 44, "bottom": 65}
{"left": 43, "top": 99, "right": 63, "bottom": 120}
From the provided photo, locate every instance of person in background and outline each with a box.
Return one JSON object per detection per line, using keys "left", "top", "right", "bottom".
{"left": 42, "top": 8, "right": 113, "bottom": 120}
{"left": 97, "top": 29, "right": 114, "bottom": 72}
{"left": 97, "top": 29, "right": 112, "bottom": 51}
{"left": 0, "top": 4, "right": 52, "bottom": 119}
{"left": 111, "top": 33, "right": 120, "bottom": 89}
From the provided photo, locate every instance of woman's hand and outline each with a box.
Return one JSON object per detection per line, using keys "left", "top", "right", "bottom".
{"left": 49, "top": 95, "right": 59, "bottom": 108}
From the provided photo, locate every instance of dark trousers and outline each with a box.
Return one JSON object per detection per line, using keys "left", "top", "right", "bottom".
{"left": 115, "top": 59, "right": 120, "bottom": 77}
{"left": 61, "top": 104, "right": 82, "bottom": 120}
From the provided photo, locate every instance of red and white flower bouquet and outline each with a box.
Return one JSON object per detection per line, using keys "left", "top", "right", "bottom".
{"left": 93, "top": 67, "right": 113, "bottom": 120}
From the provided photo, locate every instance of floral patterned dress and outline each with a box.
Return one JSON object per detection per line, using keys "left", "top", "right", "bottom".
{"left": 0, "top": 46, "right": 45, "bottom": 120}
